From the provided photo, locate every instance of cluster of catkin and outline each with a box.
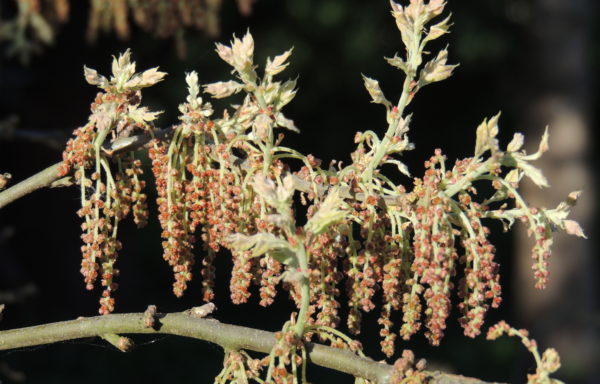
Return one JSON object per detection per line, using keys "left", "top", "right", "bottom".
{"left": 60, "top": 51, "right": 162, "bottom": 314}
{"left": 57, "top": 0, "right": 585, "bottom": 362}
{"left": 61, "top": 96, "right": 150, "bottom": 314}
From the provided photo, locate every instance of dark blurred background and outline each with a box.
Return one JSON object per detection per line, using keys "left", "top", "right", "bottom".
{"left": 0, "top": 1, "right": 598, "bottom": 383}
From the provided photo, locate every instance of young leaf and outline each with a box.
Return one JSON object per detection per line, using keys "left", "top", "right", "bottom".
{"left": 520, "top": 127, "right": 550, "bottom": 161}
{"left": 275, "top": 112, "right": 299, "bottom": 133}
{"left": 204, "top": 80, "right": 244, "bottom": 99}
{"left": 252, "top": 174, "right": 294, "bottom": 211}
{"left": 127, "top": 106, "right": 162, "bottom": 123}
{"left": 215, "top": 42, "right": 234, "bottom": 67}
{"left": 184, "top": 71, "right": 204, "bottom": 109}
{"left": 362, "top": 75, "right": 391, "bottom": 107}
{"left": 385, "top": 53, "right": 409, "bottom": 73}
{"left": 83, "top": 66, "right": 108, "bottom": 88}
{"left": 507, "top": 128, "right": 551, "bottom": 187}
{"left": 265, "top": 49, "right": 293, "bottom": 77}
{"left": 426, "top": 0, "right": 446, "bottom": 19}
{"left": 253, "top": 113, "right": 273, "bottom": 140}
{"left": 545, "top": 192, "right": 586, "bottom": 237}
{"left": 227, "top": 31, "right": 255, "bottom": 76}
{"left": 124, "top": 67, "right": 167, "bottom": 90}
{"left": 305, "top": 188, "right": 348, "bottom": 235}
{"left": 419, "top": 49, "right": 457, "bottom": 86}
{"left": 424, "top": 14, "right": 452, "bottom": 42}
{"left": 111, "top": 50, "right": 136, "bottom": 87}
{"left": 514, "top": 159, "right": 549, "bottom": 188}
{"left": 474, "top": 113, "right": 501, "bottom": 158}
{"left": 227, "top": 233, "right": 298, "bottom": 267}
{"left": 564, "top": 220, "right": 586, "bottom": 238}
{"left": 507, "top": 132, "right": 525, "bottom": 152}
{"left": 504, "top": 169, "right": 522, "bottom": 185}
{"left": 275, "top": 79, "right": 298, "bottom": 110}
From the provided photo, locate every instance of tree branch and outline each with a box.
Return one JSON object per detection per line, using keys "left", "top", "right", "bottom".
{"left": 0, "top": 162, "right": 62, "bottom": 209}
{"left": 0, "top": 311, "right": 498, "bottom": 384}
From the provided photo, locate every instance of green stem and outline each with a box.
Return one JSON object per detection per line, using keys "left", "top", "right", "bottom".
{"left": 362, "top": 75, "right": 413, "bottom": 184}
{"left": 304, "top": 325, "right": 366, "bottom": 358}
{"left": 443, "top": 157, "right": 495, "bottom": 198}
{"left": 0, "top": 163, "right": 62, "bottom": 209}
{"left": 294, "top": 245, "right": 311, "bottom": 337}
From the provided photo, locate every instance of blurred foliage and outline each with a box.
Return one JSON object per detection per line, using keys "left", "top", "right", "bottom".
{"left": 0, "top": 0, "right": 256, "bottom": 63}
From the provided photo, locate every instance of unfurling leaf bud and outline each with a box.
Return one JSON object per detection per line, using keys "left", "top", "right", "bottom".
{"left": 541, "top": 348, "right": 561, "bottom": 373}
{"left": 564, "top": 219, "right": 586, "bottom": 238}
{"left": 424, "top": 15, "right": 452, "bottom": 42}
{"left": 419, "top": 49, "right": 457, "bottom": 86}
{"left": 362, "top": 75, "right": 391, "bottom": 107}
{"left": 204, "top": 80, "right": 244, "bottom": 99}
{"left": 474, "top": 112, "right": 501, "bottom": 158}
{"left": 83, "top": 66, "right": 108, "bottom": 88}
{"left": 507, "top": 132, "right": 525, "bottom": 152}
{"left": 305, "top": 189, "right": 347, "bottom": 235}
{"left": 266, "top": 49, "right": 293, "bottom": 77}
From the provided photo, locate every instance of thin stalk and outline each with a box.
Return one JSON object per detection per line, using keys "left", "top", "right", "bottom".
{"left": 443, "top": 157, "right": 495, "bottom": 198}
{"left": 362, "top": 75, "right": 414, "bottom": 184}
{"left": 294, "top": 245, "right": 311, "bottom": 337}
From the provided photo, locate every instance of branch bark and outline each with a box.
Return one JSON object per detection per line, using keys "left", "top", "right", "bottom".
{"left": 0, "top": 311, "right": 499, "bottom": 384}
{"left": 0, "top": 162, "right": 62, "bottom": 209}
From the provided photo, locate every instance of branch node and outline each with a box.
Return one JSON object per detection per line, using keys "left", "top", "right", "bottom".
{"left": 101, "top": 333, "right": 134, "bottom": 352}
{"left": 142, "top": 305, "right": 158, "bottom": 329}
{"left": 185, "top": 302, "right": 217, "bottom": 319}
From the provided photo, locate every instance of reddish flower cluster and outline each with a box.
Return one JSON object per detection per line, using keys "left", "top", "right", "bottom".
{"left": 259, "top": 255, "right": 282, "bottom": 307}
{"left": 75, "top": 157, "right": 150, "bottom": 314}
{"left": 306, "top": 231, "right": 344, "bottom": 329}
{"left": 128, "top": 158, "right": 149, "bottom": 228}
{"left": 522, "top": 208, "right": 554, "bottom": 290}
{"left": 379, "top": 255, "right": 405, "bottom": 356}
{"left": 186, "top": 155, "right": 248, "bottom": 302}
{"left": 266, "top": 327, "right": 306, "bottom": 383}
{"left": 139, "top": 121, "right": 573, "bottom": 363}
{"left": 59, "top": 123, "right": 96, "bottom": 177}
{"left": 148, "top": 103, "right": 276, "bottom": 301}
{"left": 456, "top": 204, "right": 501, "bottom": 338}
{"left": 402, "top": 159, "right": 456, "bottom": 345}
{"left": 230, "top": 250, "right": 254, "bottom": 304}
{"left": 215, "top": 350, "right": 266, "bottom": 384}
{"left": 61, "top": 72, "right": 153, "bottom": 313}
{"left": 77, "top": 188, "right": 120, "bottom": 314}
{"left": 344, "top": 209, "right": 387, "bottom": 335}
{"left": 531, "top": 230, "right": 552, "bottom": 289}
{"left": 149, "top": 140, "right": 196, "bottom": 297}
{"left": 286, "top": 149, "right": 507, "bottom": 355}
{"left": 389, "top": 349, "right": 427, "bottom": 384}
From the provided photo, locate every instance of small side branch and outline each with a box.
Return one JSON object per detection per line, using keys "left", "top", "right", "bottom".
{"left": 0, "top": 163, "right": 61, "bottom": 209}
{"left": 0, "top": 312, "right": 498, "bottom": 384}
